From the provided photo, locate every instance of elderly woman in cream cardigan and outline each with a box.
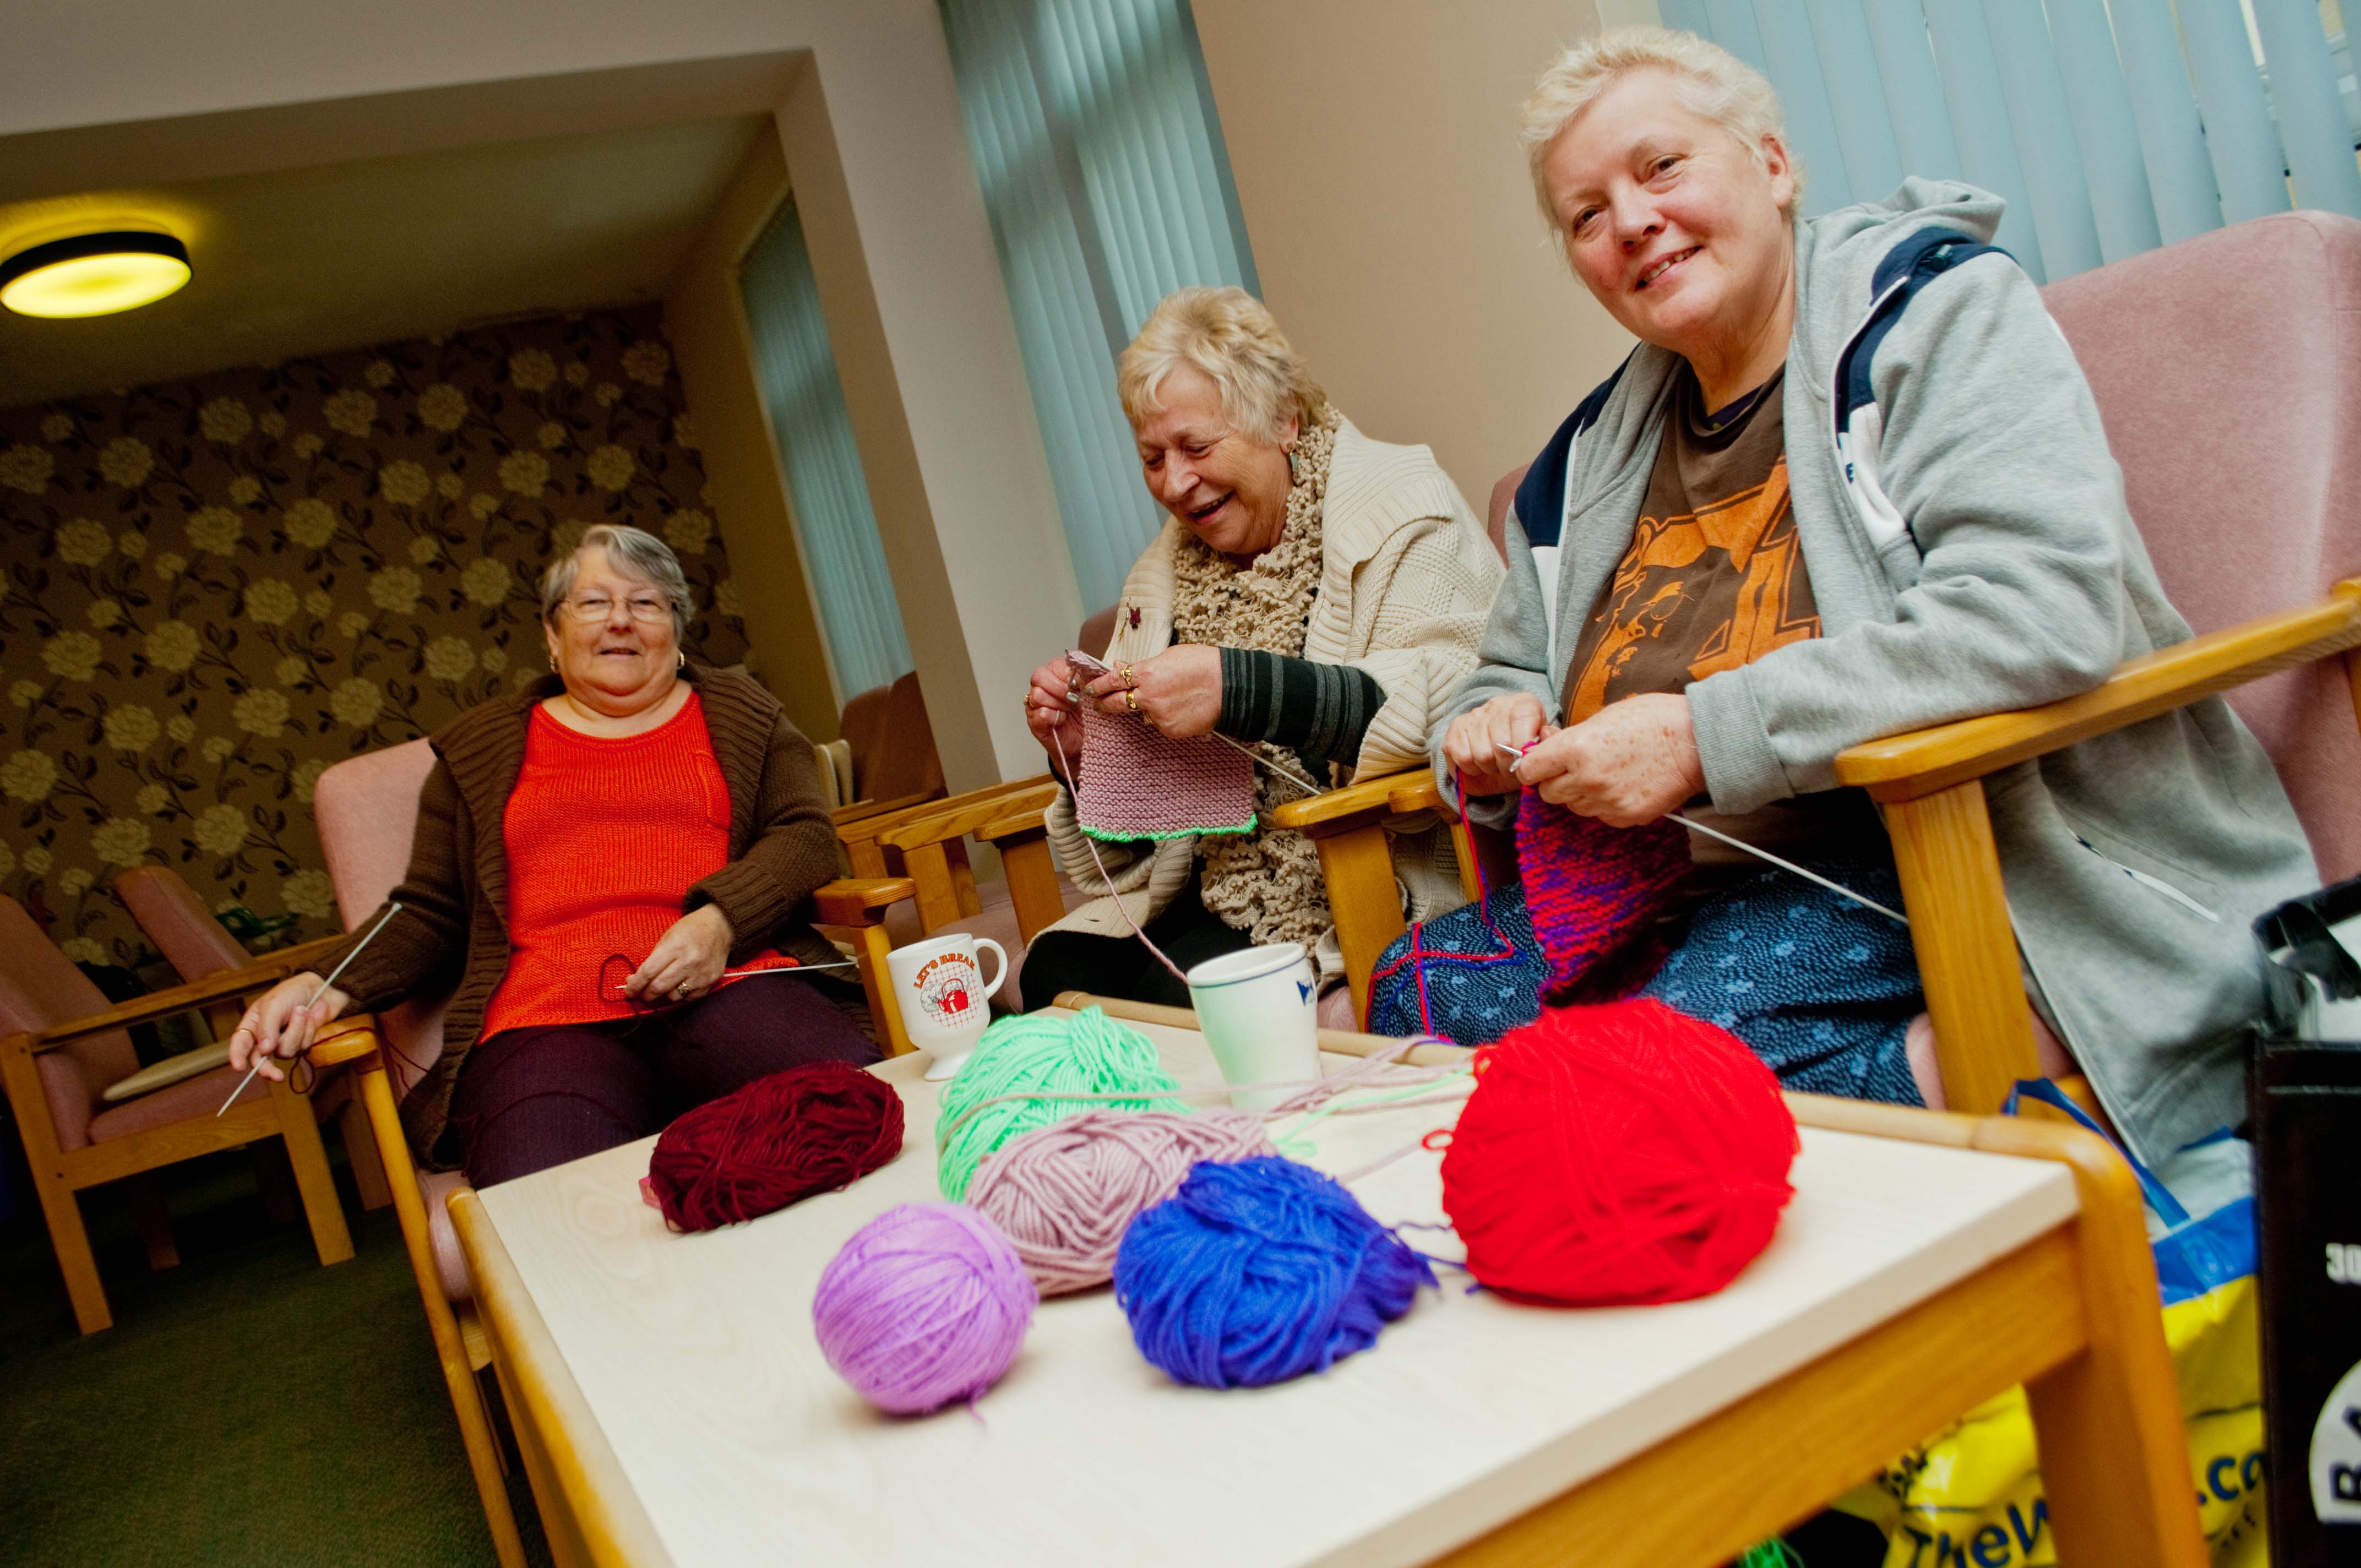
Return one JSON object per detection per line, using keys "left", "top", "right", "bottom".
{"left": 1018, "top": 286, "right": 1503, "bottom": 1011}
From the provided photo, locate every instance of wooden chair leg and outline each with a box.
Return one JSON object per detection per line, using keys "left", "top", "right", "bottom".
{"left": 123, "top": 1173, "right": 180, "bottom": 1271}
{"left": 266, "top": 1074, "right": 353, "bottom": 1267}
{"left": 997, "top": 830, "right": 1065, "bottom": 945}
{"left": 1304, "top": 818, "right": 1406, "bottom": 1030}
{"left": 361, "top": 1064, "right": 529, "bottom": 1568}
{"left": 900, "top": 840, "right": 965, "bottom": 934}
{"left": 1876, "top": 779, "right": 2043, "bottom": 1114}
{"left": 339, "top": 1093, "right": 393, "bottom": 1211}
{"left": 849, "top": 924, "right": 910, "bottom": 1055}
{"left": 3, "top": 1032, "right": 114, "bottom": 1332}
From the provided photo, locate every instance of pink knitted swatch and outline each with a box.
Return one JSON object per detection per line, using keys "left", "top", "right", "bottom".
{"left": 1074, "top": 703, "right": 1256, "bottom": 842}
{"left": 1515, "top": 789, "right": 1690, "bottom": 1004}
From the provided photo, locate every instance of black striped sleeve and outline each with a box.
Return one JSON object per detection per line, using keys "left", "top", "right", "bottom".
{"left": 1215, "top": 647, "right": 1385, "bottom": 766}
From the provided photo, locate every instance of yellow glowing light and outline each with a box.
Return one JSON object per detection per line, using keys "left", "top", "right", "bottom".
{"left": 1, "top": 232, "right": 191, "bottom": 319}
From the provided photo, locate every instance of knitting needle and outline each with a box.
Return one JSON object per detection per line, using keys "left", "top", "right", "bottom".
{"left": 217, "top": 901, "right": 402, "bottom": 1116}
{"left": 1494, "top": 742, "right": 1908, "bottom": 925}
{"left": 1209, "top": 731, "right": 1326, "bottom": 797}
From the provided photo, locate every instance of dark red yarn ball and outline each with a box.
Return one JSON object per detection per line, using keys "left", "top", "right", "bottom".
{"left": 1440, "top": 998, "right": 1798, "bottom": 1305}
{"left": 646, "top": 1061, "right": 904, "bottom": 1232}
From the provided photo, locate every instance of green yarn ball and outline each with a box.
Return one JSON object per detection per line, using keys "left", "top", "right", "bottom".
{"left": 935, "top": 1008, "right": 1187, "bottom": 1201}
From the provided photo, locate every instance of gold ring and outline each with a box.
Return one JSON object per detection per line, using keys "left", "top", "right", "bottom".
{"left": 676, "top": 983, "right": 690, "bottom": 998}
{"left": 1119, "top": 662, "right": 1135, "bottom": 688}
{"left": 1124, "top": 688, "right": 1141, "bottom": 715}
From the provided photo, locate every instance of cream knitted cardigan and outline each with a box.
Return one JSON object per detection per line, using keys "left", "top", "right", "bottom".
{"left": 1042, "top": 418, "right": 1504, "bottom": 981}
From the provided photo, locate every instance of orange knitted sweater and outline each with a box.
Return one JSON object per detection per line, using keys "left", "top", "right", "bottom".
{"left": 479, "top": 694, "right": 790, "bottom": 1037}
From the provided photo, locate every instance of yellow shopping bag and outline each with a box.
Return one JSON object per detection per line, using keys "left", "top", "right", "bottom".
{"left": 1841, "top": 1085, "right": 2266, "bottom": 1566}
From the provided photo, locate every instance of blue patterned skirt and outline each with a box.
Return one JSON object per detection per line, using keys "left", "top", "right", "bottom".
{"left": 1368, "top": 864, "right": 1925, "bottom": 1107}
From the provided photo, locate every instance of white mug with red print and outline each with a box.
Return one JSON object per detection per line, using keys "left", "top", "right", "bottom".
{"left": 885, "top": 932, "right": 1008, "bottom": 1081}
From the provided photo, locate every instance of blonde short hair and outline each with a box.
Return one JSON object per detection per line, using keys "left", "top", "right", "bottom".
{"left": 1520, "top": 26, "right": 1803, "bottom": 231}
{"left": 1117, "top": 286, "right": 1326, "bottom": 447}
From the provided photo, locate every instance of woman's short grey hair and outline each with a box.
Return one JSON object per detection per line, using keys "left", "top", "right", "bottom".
{"left": 1117, "top": 285, "right": 1327, "bottom": 447}
{"left": 540, "top": 523, "right": 694, "bottom": 640}
{"left": 1520, "top": 26, "right": 1804, "bottom": 233}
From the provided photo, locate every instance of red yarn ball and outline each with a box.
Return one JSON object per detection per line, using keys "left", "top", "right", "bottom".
{"left": 646, "top": 1061, "right": 905, "bottom": 1232}
{"left": 1440, "top": 998, "right": 1797, "bottom": 1305}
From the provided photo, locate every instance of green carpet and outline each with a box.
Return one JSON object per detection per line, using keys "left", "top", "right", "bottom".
{"left": 0, "top": 1141, "right": 552, "bottom": 1567}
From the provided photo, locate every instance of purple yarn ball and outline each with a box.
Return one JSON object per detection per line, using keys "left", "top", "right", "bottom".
{"left": 813, "top": 1202, "right": 1037, "bottom": 1415}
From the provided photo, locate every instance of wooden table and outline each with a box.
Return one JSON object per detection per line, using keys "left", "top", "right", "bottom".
{"left": 447, "top": 999, "right": 2205, "bottom": 1568}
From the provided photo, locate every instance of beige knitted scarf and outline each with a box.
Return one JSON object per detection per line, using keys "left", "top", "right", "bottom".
{"left": 1171, "top": 406, "right": 1343, "bottom": 947}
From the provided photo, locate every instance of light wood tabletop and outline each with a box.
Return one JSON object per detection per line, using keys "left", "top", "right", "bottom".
{"left": 449, "top": 1004, "right": 2199, "bottom": 1568}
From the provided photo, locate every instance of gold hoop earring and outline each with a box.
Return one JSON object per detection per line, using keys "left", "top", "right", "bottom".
{"left": 677, "top": 650, "right": 687, "bottom": 672}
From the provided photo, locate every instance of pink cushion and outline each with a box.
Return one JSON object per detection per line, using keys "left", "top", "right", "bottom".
{"left": 0, "top": 896, "right": 138, "bottom": 1150}
{"left": 313, "top": 741, "right": 449, "bottom": 1083}
{"left": 113, "top": 865, "right": 249, "bottom": 983}
{"left": 419, "top": 1169, "right": 475, "bottom": 1303}
{"left": 86, "top": 1060, "right": 265, "bottom": 1141}
{"left": 313, "top": 739, "right": 436, "bottom": 930}
{"left": 2043, "top": 210, "right": 2361, "bottom": 880}
{"left": 1486, "top": 466, "right": 1527, "bottom": 565}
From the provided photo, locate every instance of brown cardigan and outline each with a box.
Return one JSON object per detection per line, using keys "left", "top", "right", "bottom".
{"left": 320, "top": 663, "right": 841, "bottom": 1168}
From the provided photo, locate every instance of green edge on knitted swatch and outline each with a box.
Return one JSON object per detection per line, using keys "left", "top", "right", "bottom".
{"left": 1078, "top": 813, "right": 1256, "bottom": 843}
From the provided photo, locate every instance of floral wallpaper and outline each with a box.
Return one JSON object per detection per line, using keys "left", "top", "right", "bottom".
{"left": 0, "top": 303, "right": 753, "bottom": 967}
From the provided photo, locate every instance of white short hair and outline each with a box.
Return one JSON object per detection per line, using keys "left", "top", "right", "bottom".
{"left": 1521, "top": 26, "right": 1803, "bottom": 231}
{"left": 540, "top": 523, "right": 694, "bottom": 640}
{"left": 1117, "top": 286, "right": 1325, "bottom": 447}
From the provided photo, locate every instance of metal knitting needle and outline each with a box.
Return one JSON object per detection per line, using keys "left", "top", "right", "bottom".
{"left": 217, "top": 901, "right": 402, "bottom": 1116}
{"left": 1495, "top": 741, "right": 1908, "bottom": 925}
{"left": 1209, "top": 731, "right": 1326, "bottom": 796}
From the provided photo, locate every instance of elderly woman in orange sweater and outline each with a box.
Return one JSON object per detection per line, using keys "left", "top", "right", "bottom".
{"left": 229, "top": 524, "right": 873, "bottom": 1184}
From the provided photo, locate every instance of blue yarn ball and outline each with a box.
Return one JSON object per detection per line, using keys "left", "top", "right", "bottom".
{"left": 1112, "top": 1156, "right": 1434, "bottom": 1389}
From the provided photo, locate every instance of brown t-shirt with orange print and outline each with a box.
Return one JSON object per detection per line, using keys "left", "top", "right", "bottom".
{"left": 1562, "top": 366, "right": 1884, "bottom": 884}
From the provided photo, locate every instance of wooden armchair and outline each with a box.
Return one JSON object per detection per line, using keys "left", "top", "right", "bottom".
{"left": 1835, "top": 582, "right": 2361, "bottom": 1111}
{"left": 0, "top": 906, "right": 354, "bottom": 1333}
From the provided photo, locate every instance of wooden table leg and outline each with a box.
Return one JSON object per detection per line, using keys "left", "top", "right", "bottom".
{"left": 1979, "top": 1121, "right": 2210, "bottom": 1567}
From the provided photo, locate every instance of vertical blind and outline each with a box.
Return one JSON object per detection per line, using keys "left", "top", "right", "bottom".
{"left": 1655, "top": 0, "right": 2361, "bottom": 280}
{"left": 739, "top": 197, "right": 915, "bottom": 702}
{"left": 939, "top": 0, "right": 1260, "bottom": 611}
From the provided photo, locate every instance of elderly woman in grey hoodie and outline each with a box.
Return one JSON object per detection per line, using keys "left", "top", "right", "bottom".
{"left": 1432, "top": 28, "right": 2314, "bottom": 1170}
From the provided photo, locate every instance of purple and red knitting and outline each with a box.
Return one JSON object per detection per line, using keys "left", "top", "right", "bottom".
{"left": 1514, "top": 784, "right": 1690, "bottom": 1005}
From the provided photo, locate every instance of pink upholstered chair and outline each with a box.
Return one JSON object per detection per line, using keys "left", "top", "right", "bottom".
{"left": 0, "top": 897, "right": 354, "bottom": 1333}
{"left": 113, "top": 864, "right": 391, "bottom": 1211}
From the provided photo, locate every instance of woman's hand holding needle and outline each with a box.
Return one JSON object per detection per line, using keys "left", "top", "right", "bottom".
{"left": 216, "top": 901, "right": 402, "bottom": 1116}
{"left": 1494, "top": 741, "right": 1907, "bottom": 925}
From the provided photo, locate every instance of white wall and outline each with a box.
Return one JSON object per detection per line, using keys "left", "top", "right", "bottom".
{"left": 1193, "top": 0, "right": 1638, "bottom": 510}
{"left": 0, "top": 1, "right": 1081, "bottom": 790}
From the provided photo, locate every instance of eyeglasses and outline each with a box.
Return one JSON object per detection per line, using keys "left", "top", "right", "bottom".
{"left": 561, "top": 592, "right": 672, "bottom": 623}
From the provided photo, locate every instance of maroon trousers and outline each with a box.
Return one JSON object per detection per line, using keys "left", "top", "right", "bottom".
{"left": 449, "top": 974, "right": 879, "bottom": 1188}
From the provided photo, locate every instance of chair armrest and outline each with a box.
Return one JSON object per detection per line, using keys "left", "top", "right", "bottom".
{"left": 1834, "top": 581, "right": 2361, "bottom": 802}
{"left": 306, "top": 1016, "right": 385, "bottom": 1071}
{"left": 810, "top": 877, "right": 917, "bottom": 927}
{"left": 1266, "top": 766, "right": 1440, "bottom": 834}
{"left": 878, "top": 780, "right": 1060, "bottom": 853}
{"left": 831, "top": 791, "right": 940, "bottom": 831}
{"left": 29, "top": 956, "right": 341, "bottom": 1055}
{"left": 977, "top": 798, "right": 1051, "bottom": 842}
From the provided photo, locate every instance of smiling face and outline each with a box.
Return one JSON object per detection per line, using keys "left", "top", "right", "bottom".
{"left": 1133, "top": 362, "right": 1297, "bottom": 560}
{"left": 1541, "top": 69, "right": 1796, "bottom": 389}
{"left": 542, "top": 545, "right": 681, "bottom": 708}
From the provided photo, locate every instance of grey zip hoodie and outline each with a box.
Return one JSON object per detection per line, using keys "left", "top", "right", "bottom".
{"left": 1435, "top": 178, "right": 2318, "bottom": 1162}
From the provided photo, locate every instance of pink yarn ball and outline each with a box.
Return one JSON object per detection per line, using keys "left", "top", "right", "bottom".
{"left": 967, "top": 1109, "right": 1274, "bottom": 1295}
{"left": 812, "top": 1203, "right": 1036, "bottom": 1415}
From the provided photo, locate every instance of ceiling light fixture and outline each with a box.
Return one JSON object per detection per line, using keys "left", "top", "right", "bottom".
{"left": 1, "top": 231, "right": 192, "bottom": 319}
